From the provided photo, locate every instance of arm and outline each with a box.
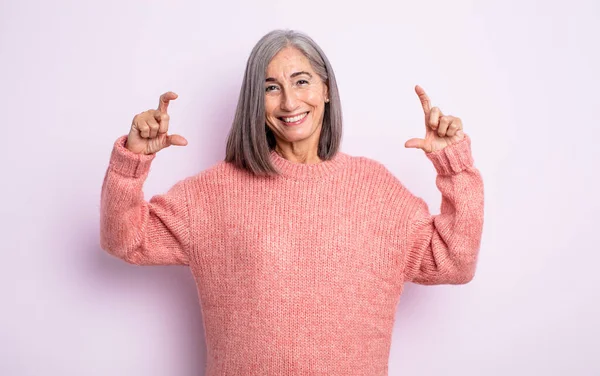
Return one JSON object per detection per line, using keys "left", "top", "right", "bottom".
{"left": 402, "top": 135, "right": 484, "bottom": 285}
{"left": 99, "top": 135, "right": 191, "bottom": 266}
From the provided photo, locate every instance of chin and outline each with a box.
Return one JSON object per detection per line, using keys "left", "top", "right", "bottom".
{"left": 281, "top": 124, "right": 319, "bottom": 142}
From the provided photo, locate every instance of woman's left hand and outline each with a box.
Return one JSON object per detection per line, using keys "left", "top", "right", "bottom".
{"left": 404, "top": 85, "right": 465, "bottom": 153}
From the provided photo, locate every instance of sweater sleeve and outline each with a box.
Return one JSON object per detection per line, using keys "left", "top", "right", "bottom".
{"left": 402, "top": 135, "right": 484, "bottom": 285}
{"left": 99, "top": 135, "right": 191, "bottom": 266}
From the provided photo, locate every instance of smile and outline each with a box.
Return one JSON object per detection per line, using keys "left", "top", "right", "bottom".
{"left": 279, "top": 112, "right": 309, "bottom": 125}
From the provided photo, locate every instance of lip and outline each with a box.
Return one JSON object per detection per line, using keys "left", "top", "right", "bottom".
{"left": 278, "top": 111, "right": 309, "bottom": 126}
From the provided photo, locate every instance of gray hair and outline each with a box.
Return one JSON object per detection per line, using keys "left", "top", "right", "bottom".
{"left": 225, "top": 29, "right": 343, "bottom": 176}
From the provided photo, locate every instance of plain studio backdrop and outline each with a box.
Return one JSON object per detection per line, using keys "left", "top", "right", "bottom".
{"left": 1, "top": 0, "right": 598, "bottom": 375}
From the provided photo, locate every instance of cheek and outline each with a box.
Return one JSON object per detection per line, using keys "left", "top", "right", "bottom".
{"left": 304, "top": 89, "right": 325, "bottom": 107}
{"left": 264, "top": 98, "right": 278, "bottom": 118}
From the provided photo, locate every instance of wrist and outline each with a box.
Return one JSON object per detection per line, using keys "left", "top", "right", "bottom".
{"left": 109, "top": 135, "right": 155, "bottom": 177}
{"left": 426, "top": 135, "right": 474, "bottom": 175}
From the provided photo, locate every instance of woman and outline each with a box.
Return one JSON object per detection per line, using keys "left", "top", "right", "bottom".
{"left": 100, "top": 30, "right": 484, "bottom": 375}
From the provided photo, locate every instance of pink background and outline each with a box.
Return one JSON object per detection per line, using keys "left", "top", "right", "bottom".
{"left": 2, "top": 0, "right": 599, "bottom": 374}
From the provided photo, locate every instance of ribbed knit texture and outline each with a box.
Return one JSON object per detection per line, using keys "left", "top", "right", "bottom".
{"left": 100, "top": 134, "right": 484, "bottom": 375}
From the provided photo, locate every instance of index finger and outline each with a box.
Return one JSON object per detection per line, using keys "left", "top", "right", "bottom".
{"left": 414, "top": 85, "right": 431, "bottom": 115}
{"left": 158, "top": 91, "right": 178, "bottom": 113}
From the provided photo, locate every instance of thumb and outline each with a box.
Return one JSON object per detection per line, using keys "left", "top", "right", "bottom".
{"left": 404, "top": 138, "right": 425, "bottom": 150}
{"left": 165, "top": 134, "right": 188, "bottom": 147}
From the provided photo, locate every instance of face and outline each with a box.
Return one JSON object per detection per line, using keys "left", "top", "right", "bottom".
{"left": 264, "top": 47, "right": 329, "bottom": 152}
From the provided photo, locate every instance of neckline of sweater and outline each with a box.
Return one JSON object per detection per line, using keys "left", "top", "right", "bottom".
{"left": 268, "top": 149, "right": 349, "bottom": 180}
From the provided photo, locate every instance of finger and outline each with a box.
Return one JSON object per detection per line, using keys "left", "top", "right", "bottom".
{"left": 446, "top": 121, "right": 457, "bottom": 137}
{"left": 166, "top": 134, "right": 188, "bottom": 147}
{"left": 137, "top": 120, "right": 150, "bottom": 138}
{"left": 146, "top": 115, "right": 160, "bottom": 138}
{"left": 158, "top": 91, "right": 178, "bottom": 113}
{"left": 429, "top": 107, "right": 443, "bottom": 130}
{"left": 415, "top": 85, "right": 431, "bottom": 116}
{"left": 438, "top": 115, "right": 453, "bottom": 137}
{"left": 446, "top": 117, "right": 462, "bottom": 137}
{"left": 404, "top": 137, "right": 426, "bottom": 150}
{"left": 154, "top": 110, "right": 170, "bottom": 134}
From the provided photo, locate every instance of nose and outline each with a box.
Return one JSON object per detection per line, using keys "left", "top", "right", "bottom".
{"left": 280, "top": 89, "right": 299, "bottom": 112}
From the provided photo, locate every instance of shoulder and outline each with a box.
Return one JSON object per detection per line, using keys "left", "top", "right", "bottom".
{"left": 346, "top": 153, "right": 387, "bottom": 171}
{"left": 341, "top": 152, "right": 404, "bottom": 185}
{"left": 339, "top": 152, "right": 423, "bottom": 219}
{"left": 342, "top": 152, "right": 422, "bottom": 206}
{"left": 183, "top": 160, "right": 242, "bottom": 190}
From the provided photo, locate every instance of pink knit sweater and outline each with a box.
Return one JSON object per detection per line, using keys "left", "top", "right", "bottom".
{"left": 100, "top": 134, "right": 484, "bottom": 375}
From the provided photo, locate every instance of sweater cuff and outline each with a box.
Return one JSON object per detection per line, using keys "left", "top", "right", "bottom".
{"left": 425, "top": 134, "right": 474, "bottom": 175}
{"left": 109, "top": 135, "right": 156, "bottom": 178}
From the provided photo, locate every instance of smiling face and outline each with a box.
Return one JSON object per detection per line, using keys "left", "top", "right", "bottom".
{"left": 264, "top": 46, "right": 329, "bottom": 156}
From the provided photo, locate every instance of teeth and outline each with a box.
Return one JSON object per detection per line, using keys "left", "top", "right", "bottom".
{"left": 282, "top": 112, "right": 307, "bottom": 123}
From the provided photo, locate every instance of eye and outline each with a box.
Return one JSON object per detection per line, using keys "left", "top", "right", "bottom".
{"left": 265, "top": 85, "right": 279, "bottom": 92}
{"left": 296, "top": 79, "right": 309, "bottom": 86}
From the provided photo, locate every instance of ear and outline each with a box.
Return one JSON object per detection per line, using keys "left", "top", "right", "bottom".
{"left": 323, "top": 81, "right": 329, "bottom": 102}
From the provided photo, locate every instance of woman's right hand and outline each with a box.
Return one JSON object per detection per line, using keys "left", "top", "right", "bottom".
{"left": 126, "top": 91, "right": 188, "bottom": 155}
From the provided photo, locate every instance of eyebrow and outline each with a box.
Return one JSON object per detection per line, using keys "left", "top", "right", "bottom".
{"left": 265, "top": 71, "right": 313, "bottom": 82}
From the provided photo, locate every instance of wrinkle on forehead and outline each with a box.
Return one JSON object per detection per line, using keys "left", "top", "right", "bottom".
{"left": 266, "top": 47, "right": 315, "bottom": 82}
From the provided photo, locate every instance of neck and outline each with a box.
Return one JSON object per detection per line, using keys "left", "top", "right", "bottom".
{"left": 274, "top": 142, "right": 321, "bottom": 164}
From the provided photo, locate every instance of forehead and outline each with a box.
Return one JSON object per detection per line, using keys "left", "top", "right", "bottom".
{"left": 266, "top": 47, "right": 314, "bottom": 77}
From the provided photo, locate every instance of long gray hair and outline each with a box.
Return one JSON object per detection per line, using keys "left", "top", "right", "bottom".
{"left": 225, "top": 29, "right": 343, "bottom": 176}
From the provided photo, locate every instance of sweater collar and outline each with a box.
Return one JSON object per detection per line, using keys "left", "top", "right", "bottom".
{"left": 269, "top": 149, "right": 349, "bottom": 180}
